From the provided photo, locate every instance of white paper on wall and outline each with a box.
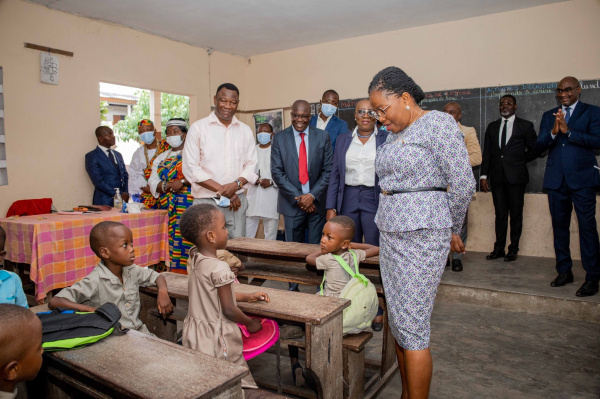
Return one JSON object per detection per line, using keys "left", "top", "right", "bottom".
{"left": 40, "top": 52, "right": 59, "bottom": 85}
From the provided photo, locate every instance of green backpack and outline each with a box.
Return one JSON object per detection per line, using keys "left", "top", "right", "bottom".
{"left": 320, "top": 250, "right": 379, "bottom": 334}
{"left": 36, "top": 302, "right": 126, "bottom": 351}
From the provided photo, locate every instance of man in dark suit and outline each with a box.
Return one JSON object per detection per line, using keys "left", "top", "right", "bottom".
{"left": 271, "top": 99, "right": 333, "bottom": 246}
{"left": 85, "top": 126, "right": 129, "bottom": 206}
{"left": 535, "top": 76, "right": 600, "bottom": 297}
{"left": 309, "top": 90, "right": 349, "bottom": 150}
{"left": 480, "top": 95, "right": 538, "bottom": 262}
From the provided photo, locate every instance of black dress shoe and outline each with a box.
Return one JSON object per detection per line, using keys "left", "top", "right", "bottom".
{"left": 486, "top": 250, "right": 505, "bottom": 260}
{"left": 550, "top": 271, "right": 574, "bottom": 287}
{"left": 504, "top": 251, "right": 518, "bottom": 262}
{"left": 372, "top": 322, "right": 383, "bottom": 331}
{"left": 451, "top": 259, "right": 463, "bottom": 272}
{"left": 576, "top": 280, "right": 599, "bottom": 297}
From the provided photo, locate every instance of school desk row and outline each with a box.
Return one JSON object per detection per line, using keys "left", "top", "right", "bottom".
{"left": 29, "top": 279, "right": 350, "bottom": 399}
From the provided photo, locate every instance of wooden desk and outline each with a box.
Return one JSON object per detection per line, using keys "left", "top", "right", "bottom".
{"left": 0, "top": 209, "right": 169, "bottom": 301}
{"left": 28, "top": 313, "right": 248, "bottom": 399}
{"left": 226, "top": 238, "right": 397, "bottom": 398}
{"left": 139, "top": 272, "right": 349, "bottom": 399}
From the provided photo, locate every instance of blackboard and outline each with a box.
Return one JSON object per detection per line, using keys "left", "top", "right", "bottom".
{"left": 313, "top": 79, "right": 600, "bottom": 193}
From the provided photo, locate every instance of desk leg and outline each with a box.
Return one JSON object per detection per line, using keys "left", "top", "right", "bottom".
{"left": 305, "top": 315, "right": 343, "bottom": 399}
{"left": 139, "top": 292, "right": 177, "bottom": 342}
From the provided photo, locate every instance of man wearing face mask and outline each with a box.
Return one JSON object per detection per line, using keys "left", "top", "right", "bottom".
{"left": 480, "top": 95, "right": 538, "bottom": 263}
{"left": 128, "top": 119, "right": 170, "bottom": 207}
{"left": 182, "top": 83, "right": 258, "bottom": 239}
{"left": 309, "top": 89, "right": 349, "bottom": 150}
{"left": 245, "top": 123, "right": 280, "bottom": 240}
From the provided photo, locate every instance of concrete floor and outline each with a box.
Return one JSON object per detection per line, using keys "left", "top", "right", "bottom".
{"left": 250, "top": 253, "right": 600, "bottom": 398}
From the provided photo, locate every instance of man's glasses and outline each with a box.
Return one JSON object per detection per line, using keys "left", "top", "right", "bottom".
{"left": 356, "top": 109, "right": 376, "bottom": 118}
{"left": 555, "top": 86, "right": 579, "bottom": 94}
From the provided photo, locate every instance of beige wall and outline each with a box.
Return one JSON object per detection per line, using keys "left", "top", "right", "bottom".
{"left": 2, "top": 0, "right": 599, "bottom": 258}
{"left": 244, "top": 0, "right": 600, "bottom": 108}
{"left": 0, "top": 0, "right": 251, "bottom": 216}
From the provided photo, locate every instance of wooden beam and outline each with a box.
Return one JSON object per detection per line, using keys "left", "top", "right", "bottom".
{"left": 24, "top": 42, "right": 73, "bottom": 57}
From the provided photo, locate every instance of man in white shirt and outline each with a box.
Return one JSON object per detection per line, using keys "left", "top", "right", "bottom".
{"left": 480, "top": 95, "right": 538, "bottom": 263}
{"left": 182, "top": 83, "right": 258, "bottom": 238}
{"left": 245, "top": 123, "right": 280, "bottom": 240}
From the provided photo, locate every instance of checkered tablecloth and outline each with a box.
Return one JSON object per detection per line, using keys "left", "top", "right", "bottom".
{"left": 0, "top": 209, "right": 169, "bottom": 301}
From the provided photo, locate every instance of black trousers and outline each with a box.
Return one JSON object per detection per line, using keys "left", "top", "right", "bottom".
{"left": 491, "top": 173, "right": 526, "bottom": 254}
{"left": 547, "top": 178, "right": 600, "bottom": 282}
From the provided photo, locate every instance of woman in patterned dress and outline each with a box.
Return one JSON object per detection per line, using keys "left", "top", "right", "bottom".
{"left": 148, "top": 118, "right": 194, "bottom": 273}
{"left": 368, "top": 67, "right": 475, "bottom": 398}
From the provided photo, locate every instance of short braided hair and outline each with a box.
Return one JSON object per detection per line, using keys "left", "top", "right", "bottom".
{"left": 368, "top": 66, "right": 425, "bottom": 104}
{"left": 180, "top": 204, "right": 219, "bottom": 245}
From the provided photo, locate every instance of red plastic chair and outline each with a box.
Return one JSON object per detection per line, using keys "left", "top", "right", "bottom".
{"left": 6, "top": 198, "right": 53, "bottom": 217}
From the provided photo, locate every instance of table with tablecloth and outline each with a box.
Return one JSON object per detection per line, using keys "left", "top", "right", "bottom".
{"left": 0, "top": 209, "right": 169, "bottom": 301}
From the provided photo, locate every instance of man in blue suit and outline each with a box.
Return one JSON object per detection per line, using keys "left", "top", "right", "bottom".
{"left": 536, "top": 76, "right": 600, "bottom": 297}
{"left": 271, "top": 99, "right": 333, "bottom": 251}
{"left": 309, "top": 90, "right": 349, "bottom": 151}
{"left": 85, "top": 126, "right": 129, "bottom": 206}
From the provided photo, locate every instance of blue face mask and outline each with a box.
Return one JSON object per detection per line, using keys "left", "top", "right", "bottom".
{"left": 321, "top": 103, "right": 337, "bottom": 117}
{"left": 213, "top": 196, "right": 230, "bottom": 208}
{"left": 139, "top": 131, "right": 155, "bottom": 145}
{"left": 257, "top": 132, "right": 272, "bottom": 145}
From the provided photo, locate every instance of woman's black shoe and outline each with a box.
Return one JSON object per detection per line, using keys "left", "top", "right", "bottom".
{"left": 372, "top": 322, "right": 383, "bottom": 331}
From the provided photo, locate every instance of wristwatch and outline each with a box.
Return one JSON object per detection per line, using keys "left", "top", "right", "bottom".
{"left": 235, "top": 179, "right": 243, "bottom": 189}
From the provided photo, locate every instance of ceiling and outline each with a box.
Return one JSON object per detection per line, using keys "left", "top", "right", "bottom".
{"left": 29, "top": 0, "right": 565, "bottom": 57}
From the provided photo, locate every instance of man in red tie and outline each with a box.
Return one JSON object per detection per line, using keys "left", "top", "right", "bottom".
{"left": 271, "top": 99, "right": 334, "bottom": 253}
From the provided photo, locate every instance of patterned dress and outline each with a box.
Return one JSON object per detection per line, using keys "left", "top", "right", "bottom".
{"left": 141, "top": 140, "right": 170, "bottom": 209}
{"left": 375, "top": 111, "right": 475, "bottom": 350}
{"left": 157, "top": 153, "right": 194, "bottom": 273}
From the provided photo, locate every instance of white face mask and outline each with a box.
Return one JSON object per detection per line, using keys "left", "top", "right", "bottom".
{"left": 166, "top": 135, "right": 184, "bottom": 148}
{"left": 139, "top": 131, "right": 155, "bottom": 145}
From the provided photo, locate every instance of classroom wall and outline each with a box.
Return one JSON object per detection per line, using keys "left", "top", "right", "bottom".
{"left": 0, "top": 0, "right": 241, "bottom": 216}
{"left": 2, "top": 0, "right": 599, "bottom": 259}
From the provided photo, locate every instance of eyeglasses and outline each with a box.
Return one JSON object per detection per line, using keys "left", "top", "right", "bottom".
{"left": 555, "top": 86, "right": 579, "bottom": 94}
{"left": 373, "top": 96, "right": 400, "bottom": 121}
{"left": 355, "top": 109, "right": 376, "bottom": 118}
{"left": 291, "top": 113, "right": 310, "bottom": 121}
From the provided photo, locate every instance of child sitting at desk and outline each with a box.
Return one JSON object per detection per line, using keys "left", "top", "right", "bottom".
{"left": 0, "top": 227, "right": 28, "bottom": 308}
{"left": 49, "top": 221, "right": 173, "bottom": 334}
{"left": 290, "top": 215, "right": 380, "bottom": 387}
{"left": 179, "top": 204, "right": 269, "bottom": 389}
{"left": 0, "top": 304, "right": 44, "bottom": 399}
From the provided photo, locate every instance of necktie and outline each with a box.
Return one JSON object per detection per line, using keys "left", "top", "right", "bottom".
{"left": 500, "top": 119, "right": 508, "bottom": 150}
{"left": 299, "top": 133, "right": 309, "bottom": 185}
{"left": 107, "top": 149, "right": 118, "bottom": 169}
{"left": 565, "top": 107, "right": 571, "bottom": 124}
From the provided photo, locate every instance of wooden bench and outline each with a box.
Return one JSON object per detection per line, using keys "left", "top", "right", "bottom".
{"left": 29, "top": 304, "right": 249, "bottom": 399}
{"left": 280, "top": 331, "right": 373, "bottom": 399}
{"left": 239, "top": 261, "right": 384, "bottom": 293}
{"left": 140, "top": 272, "right": 349, "bottom": 399}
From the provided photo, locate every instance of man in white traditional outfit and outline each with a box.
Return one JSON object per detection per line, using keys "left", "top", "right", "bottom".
{"left": 245, "top": 123, "right": 280, "bottom": 240}
{"left": 129, "top": 119, "right": 160, "bottom": 204}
